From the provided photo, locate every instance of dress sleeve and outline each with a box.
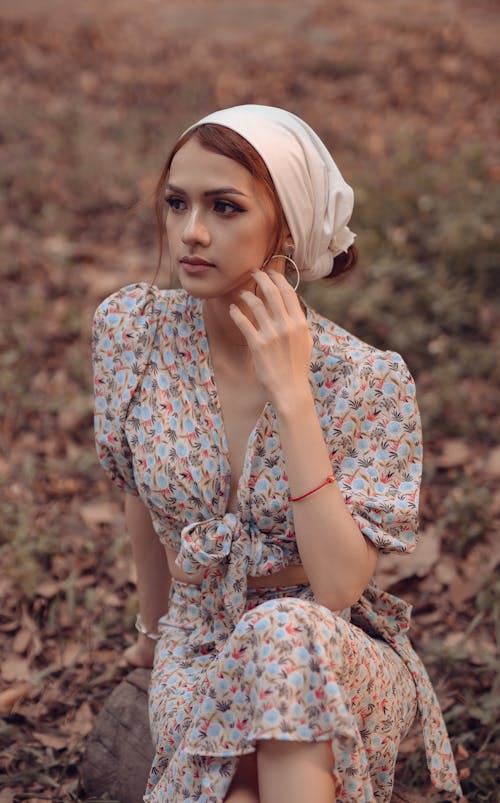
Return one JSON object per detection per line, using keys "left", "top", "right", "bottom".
{"left": 331, "top": 351, "right": 422, "bottom": 554}
{"left": 92, "top": 282, "right": 157, "bottom": 495}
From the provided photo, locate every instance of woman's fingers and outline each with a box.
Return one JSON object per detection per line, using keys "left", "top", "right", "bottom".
{"left": 230, "top": 266, "right": 306, "bottom": 348}
{"left": 238, "top": 289, "right": 277, "bottom": 335}
{"left": 240, "top": 268, "right": 302, "bottom": 331}
{"left": 266, "top": 269, "right": 304, "bottom": 318}
{"left": 228, "top": 302, "right": 259, "bottom": 346}
{"left": 252, "top": 269, "right": 288, "bottom": 320}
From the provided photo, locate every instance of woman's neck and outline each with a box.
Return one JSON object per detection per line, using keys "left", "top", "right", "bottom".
{"left": 202, "top": 296, "right": 253, "bottom": 364}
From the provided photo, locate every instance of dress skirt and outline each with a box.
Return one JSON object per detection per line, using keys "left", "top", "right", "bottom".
{"left": 145, "top": 579, "right": 418, "bottom": 802}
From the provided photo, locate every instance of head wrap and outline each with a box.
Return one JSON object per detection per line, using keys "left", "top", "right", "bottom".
{"left": 183, "top": 104, "right": 356, "bottom": 281}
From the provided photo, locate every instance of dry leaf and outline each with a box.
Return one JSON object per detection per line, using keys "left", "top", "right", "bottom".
{"left": 0, "top": 683, "right": 32, "bottom": 714}
{"left": 0, "top": 578, "right": 15, "bottom": 608}
{"left": 375, "top": 528, "right": 440, "bottom": 589}
{"left": 58, "top": 396, "right": 92, "bottom": 432}
{"left": 0, "top": 618, "right": 19, "bottom": 633}
{"left": 61, "top": 641, "right": 82, "bottom": 668}
{"left": 391, "top": 781, "right": 432, "bottom": 802}
{"left": 58, "top": 600, "right": 74, "bottom": 628}
{"left": 434, "top": 555, "right": 458, "bottom": 586}
{"left": 80, "top": 499, "right": 122, "bottom": 528}
{"left": 75, "top": 574, "right": 98, "bottom": 590}
{"left": 103, "top": 591, "right": 122, "bottom": 607}
{"left": 67, "top": 701, "right": 94, "bottom": 737}
{"left": 80, "top": 264, "right": 128, "bottom": 297}
{"left": 33, "top": 730, "right": 68, "bottom": 750}
{"left": 434, "top": 438, "right": 471, "bottom": 468}
{"left": 1, "top": 656, "right": 31, "bottom": 682}
{"left": 36, "top": 579, "right": 61, "bottom": 599}
{"left": 484, "top": 445, "right": 500, "bottom": 476}
{"left": 13, "top": 628, "right": 32, "bottom": 654}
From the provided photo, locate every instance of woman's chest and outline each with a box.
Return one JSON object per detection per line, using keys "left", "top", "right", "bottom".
{"left": 214, "top": 372, "right": 269, "bottom": 513}
{"left": 124, "top": 359, "right": 281, "bottom": 515}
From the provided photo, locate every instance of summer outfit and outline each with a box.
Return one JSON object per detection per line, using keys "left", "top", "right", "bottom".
{"left": 92, "top": 283, "right": 461, "bottom": 802}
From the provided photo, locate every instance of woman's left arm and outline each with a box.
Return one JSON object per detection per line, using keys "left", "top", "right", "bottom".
{"left": 274, "top": 393, "right": 378, "bottom": 610}
{"left": 230, "top": 269, "right": 377, "bottom": 611}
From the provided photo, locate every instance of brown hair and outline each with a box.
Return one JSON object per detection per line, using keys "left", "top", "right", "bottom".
{"left": 154, "top": 124, "right": 358, "bottom": 281}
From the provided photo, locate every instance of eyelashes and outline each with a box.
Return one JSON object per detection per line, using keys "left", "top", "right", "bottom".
{"left": 164, "top": 195, "right": 186, "bottom": 212}
{"left": 214, "top": 199, "right": 245, "bottom": 215}
{"left": 164, "top": 195, "right": 245, "bottom": 216}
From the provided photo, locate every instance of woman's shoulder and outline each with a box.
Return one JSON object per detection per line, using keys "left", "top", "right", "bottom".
{"left": 307, "top": 306, "right": 414, "bottom": 387}
{"left": 92, "top": 282, "right": 192, "bottom": 343}
{"left": 93, "top": 282, "right": 188, "bottom": 329}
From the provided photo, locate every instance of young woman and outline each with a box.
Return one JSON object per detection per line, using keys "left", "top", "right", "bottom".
{"left": 92, "top": 105, "right": 461, "bottom": 802}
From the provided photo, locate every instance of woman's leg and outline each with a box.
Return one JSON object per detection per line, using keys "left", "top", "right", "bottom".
{"left": 224, "top": 753, "right": 260, "bottom": 803}
{"left": 224, "top": 741, "right": 336, "bottom": 803}
{"left": 196, "top": 595, "right": 416, "bottom": 802}
{"left": 257, "top": 740, "right": 336, "bottom": 803}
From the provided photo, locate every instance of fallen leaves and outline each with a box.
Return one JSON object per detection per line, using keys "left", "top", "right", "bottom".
{"left": 33, "top": 730, "right": 69, "bottom": 751}
{"left": 0, "top": 683, "right": 32, "bottom": 715}
{"left": 484, "top": 445, "right": 500, "bottom": 478}
{"left": 80, "top": 499, "right": 123, "bottom": 529}
{"left": 1, "top": 656, "right": 31, "bottom": 683}
{"left": 434, "top": 438, "right": 472, "bottom": 469}
{"left": 375, "top": 527, "right": 441, "bottom": 589}
{"left": 1, "top": 0, "right": 499, "bottom": 800}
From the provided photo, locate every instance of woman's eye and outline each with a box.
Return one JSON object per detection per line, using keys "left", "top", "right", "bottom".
{"left": 164, "top": 196, "right": 185, "bottom": 212}
{"left": 214, "top": 200, "right": 243, "bottom": 215}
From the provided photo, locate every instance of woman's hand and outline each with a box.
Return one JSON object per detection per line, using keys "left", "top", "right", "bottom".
{"left": 229, "top": 269, "right": 313, "bottom": 410}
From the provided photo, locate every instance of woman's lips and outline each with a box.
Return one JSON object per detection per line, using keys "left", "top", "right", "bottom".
{"left": 180, "top": 257, "right": 215, "bottom": 274}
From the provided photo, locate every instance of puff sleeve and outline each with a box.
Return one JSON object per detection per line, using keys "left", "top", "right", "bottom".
{"left": 92, "top": 282, "right": 157, "bottom": 494}
{"left": 330, "top": 350, "right": 422, "bottom": 554}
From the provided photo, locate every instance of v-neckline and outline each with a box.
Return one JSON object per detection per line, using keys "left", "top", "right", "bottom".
{"left": 192, "top": 295, "right": 270, "bottom": 514}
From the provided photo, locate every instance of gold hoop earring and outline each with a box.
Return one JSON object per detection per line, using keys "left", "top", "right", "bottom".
{"left": 265, "top": 254, "right": 300, "bottom": 292}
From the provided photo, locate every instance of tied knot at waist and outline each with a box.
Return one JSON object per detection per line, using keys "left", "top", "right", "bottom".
{"left": 176, "top": 513, "right": 288, "bottom": 577}
{"left": 174, "top": 514, "right": 289, "bottom": 650}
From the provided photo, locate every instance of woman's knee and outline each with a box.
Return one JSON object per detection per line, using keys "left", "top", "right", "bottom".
{"left": 234, "top": 596, "right": 343, "bottom": 649}
{"left": 238, "top": 596, "right": 315, "bottom": 631}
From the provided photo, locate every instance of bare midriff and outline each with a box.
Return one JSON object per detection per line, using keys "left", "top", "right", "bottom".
{"left": 164, "top": 545, "right": 309, "bottom": 588}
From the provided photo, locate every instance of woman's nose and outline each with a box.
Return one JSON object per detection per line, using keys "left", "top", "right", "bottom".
{"left": 181, "top": 209, "right": 210, "bottom": 246}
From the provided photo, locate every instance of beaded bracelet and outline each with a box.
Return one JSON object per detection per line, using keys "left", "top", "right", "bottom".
{"left": 290, "top": 474, "right": 336, "bottom": 502}
{"left": 135, "top": 613, "right": 161, "bottom": 641}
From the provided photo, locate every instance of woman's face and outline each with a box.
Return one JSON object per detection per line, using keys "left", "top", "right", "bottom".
{"left": 165, "top": 137, "right": 278, "bottom": 300}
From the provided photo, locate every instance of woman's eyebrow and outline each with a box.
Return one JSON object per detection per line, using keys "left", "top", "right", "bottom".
{"left": 204, "top": 187, "right": 249, "bottom": 198}
{"left": 165, "top": 182, "right": 249, "bottom": 198}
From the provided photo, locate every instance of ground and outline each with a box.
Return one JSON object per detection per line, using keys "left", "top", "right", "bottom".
{"left": 0, "top": 0, "right": 499, "bottom": 800}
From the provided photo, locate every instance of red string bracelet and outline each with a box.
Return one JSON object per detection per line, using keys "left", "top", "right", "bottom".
{"left": 290, "top": 474, "right": 336, "bottom": 502}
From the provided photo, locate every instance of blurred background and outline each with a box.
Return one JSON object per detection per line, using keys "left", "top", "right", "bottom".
{"left": 0, "top": 0, "right": 498, "bottom": 799}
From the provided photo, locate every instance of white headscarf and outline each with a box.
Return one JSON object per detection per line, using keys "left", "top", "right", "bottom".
{"left": 184, "top": 104, "right": 356, "bottom": 281}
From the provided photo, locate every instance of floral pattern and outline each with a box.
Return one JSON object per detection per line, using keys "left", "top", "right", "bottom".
{"left": 92, "top": 283, "right": 461, "bottom": 801}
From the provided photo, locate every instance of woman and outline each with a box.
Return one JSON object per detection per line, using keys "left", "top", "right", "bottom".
{"left": 92, "top": 105, "right": 461, "bottom": 802}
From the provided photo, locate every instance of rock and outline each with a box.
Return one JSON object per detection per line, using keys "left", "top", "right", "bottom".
{"left": 81, "top": 668, "right": 153, "bottom": 803}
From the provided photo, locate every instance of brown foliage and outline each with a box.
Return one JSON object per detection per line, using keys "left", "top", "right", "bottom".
{"left": 0, "top": 0, "right": 498, "bottom": 800}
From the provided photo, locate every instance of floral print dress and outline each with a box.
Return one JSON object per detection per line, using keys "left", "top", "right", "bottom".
{"left": 92, "top": 283, "right": 461, "bottom": 802}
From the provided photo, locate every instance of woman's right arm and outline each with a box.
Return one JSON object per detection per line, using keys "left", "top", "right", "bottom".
{"left": 124, "top": 494, "right": 171, "bottom": 668}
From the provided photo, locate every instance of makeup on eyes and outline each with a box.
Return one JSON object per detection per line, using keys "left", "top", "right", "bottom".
{"left": 164, "top": 194, "right": 245, "bottom": 216}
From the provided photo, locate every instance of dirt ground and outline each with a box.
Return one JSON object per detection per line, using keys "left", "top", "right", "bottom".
{"left": 0, "top": 0, "right": 499, "bottom": 800}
